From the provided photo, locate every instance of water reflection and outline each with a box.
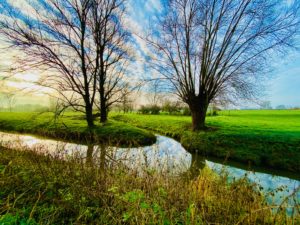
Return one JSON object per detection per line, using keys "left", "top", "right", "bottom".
{"left": 86, "top": 145, "right": 94, "bottom": 166}
{"left": 189, "top": 153, "right": 206, "bottom": 179}
{"left": 0, "top": 131, "right": 299, "bottom": 206}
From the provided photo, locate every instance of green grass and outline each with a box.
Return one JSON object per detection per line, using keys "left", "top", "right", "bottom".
{"left": 1, "top": 147, "right": 298, "bottom": 224}
{"left": 111, "top": 110, "right": 300, "bottom": 172}
{"left": 0, "top": 112, "right": 156, "bottom": 146}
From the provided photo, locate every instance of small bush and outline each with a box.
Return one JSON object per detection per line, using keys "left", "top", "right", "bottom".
{"left": 162, "top": 101, "right": 181, "bottom": 115}
{"left": 139, "top": 105, "right": 161, "bottom": 115}
{"left": 182, "top": 107, "right": 191, "bottom": 116}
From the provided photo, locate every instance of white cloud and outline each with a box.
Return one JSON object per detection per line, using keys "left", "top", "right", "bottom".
{"left": 145, "top": 0, "right": 163, "bottom": 13}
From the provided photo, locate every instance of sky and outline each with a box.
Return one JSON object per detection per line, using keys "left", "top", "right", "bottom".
{"left": 0, "top": 0, "right": 300, "bottom": 108}
{"left": 269, "top": 52, "right": 300, "bottom": 107}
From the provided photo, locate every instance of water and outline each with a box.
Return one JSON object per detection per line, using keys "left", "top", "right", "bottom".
{"left": 0, "top": 131, "right": 299, "bottom": 207}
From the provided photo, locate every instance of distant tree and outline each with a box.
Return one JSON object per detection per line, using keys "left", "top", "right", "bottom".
{"left": 208, "top": 103, "right": 221, "bottom": 116}
{"left": 111, "top": 82, "right": 140, "bottom": 114}
{"left": 147, "top": 0, "right": 300, "bottom": 130}
{"left": 5, "top": 93, "right": 16, "bottom": 112}
{"left": 276, "top": 105, "right": 286, "bottom": 110}
{"left": 119, "top": 88, "right": 134, "bottom": 113}
{"left": 147, "top": 80, "right": 163, "bottom": 106}
{"left": 259, "top": 101, "right": 272, "bottom": 110}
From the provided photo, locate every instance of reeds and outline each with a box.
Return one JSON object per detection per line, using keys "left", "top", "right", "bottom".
{"left": 0, "top": 144, "right": 299, "bottom": 225}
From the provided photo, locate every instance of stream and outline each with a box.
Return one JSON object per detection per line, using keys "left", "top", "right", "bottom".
{"left": 0, "top": 131, "right": 299, "bottom": 208}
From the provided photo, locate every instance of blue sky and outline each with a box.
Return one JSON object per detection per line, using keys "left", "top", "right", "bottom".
{"left": 128, "top": 0, "right": 300, "bottom": 108}
{"left": 269, "top": 52, "right": 300, "bottom": 107}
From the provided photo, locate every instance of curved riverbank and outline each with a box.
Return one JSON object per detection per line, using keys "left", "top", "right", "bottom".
{"left": 111, "top": 111, "right": 300, "bottom": 173}
{"left": 0, "top": 112, "right": 156, "bottom": 147}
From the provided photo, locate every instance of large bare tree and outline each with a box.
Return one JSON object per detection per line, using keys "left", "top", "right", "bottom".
{"left": 147, "top": 0, "right": 300, "bottom": 130}
{"left": 0, "top": 0, "right": 131, "bottom": 126}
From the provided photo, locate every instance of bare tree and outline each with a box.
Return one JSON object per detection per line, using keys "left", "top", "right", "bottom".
{"left": 259, "top": 101, "right": 272, "bottom": 110}
{"left": 118, "top": 82, "right": 135, "bottom": 113}
{"left": 0, "top": 0, "right": 131, "bottom": 126}
{"left": 5, "top": 92, "right": 16, "bottom": 112}
{"left": 91, "top": 0, "right": 132, "bottom": 122}
{"left": 147, "top": 0, "right": 300, "bottom": 130}
{"left": 0, "top": 91, "right": 16, "bottom": 112}
{"left": 146, "top": 79, "right": 163, "bottom": 106}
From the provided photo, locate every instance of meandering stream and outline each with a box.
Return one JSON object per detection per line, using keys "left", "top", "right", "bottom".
{"left": 0, "top": 131, "right": 299, "bottom": 207}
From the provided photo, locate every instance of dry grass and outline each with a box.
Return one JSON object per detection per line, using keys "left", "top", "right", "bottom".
{"left": 0, "top": 145, "right": 299, "bottom": 224}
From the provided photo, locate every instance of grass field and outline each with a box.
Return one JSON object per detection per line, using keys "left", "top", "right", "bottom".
{"left": 111, "top": 110, "right": 300, "bottom": 172}
{"left": 0, "top": 112, "right": 155, "bottom": 146}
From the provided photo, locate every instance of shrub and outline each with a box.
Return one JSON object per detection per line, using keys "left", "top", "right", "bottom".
{"left": 139, "top": 105, "right": 161, "bottom": 115}
{"left": 182, "top": 107, "right": 191, "bottom": 116}
{"left": 162, "top": 101, "right": 181, "bottom": 115}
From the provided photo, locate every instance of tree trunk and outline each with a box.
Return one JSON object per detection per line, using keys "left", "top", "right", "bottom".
{"left": 85, "top": 103, "right": 94, "bottom": 128}
{"left": 189, "top": 100, "right": 209, "bottom": 131}
{"left": 99, "top": 67, "right": 107, "bottom": 123}
{"left": 100, "top": 98, "right": 107, "bottom": 123}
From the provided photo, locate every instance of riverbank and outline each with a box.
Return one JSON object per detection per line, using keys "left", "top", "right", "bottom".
{"left": 111, "top": 110, "right": 300, "bottom": 172}
{"left": 1, "top": 146, "right": 297, "bottom": 224}
{"left": 0, "top": 112, "right": 156, "bottom": 147}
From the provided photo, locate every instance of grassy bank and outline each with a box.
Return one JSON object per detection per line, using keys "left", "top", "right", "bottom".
{"left": 111, "top": 110, "right": 300, "bottom": 172}
{"left": 0, "top": 147, "right": 298, "bottom": 224}
{"left": 0, "top": 112, "right": 155, "bottom": 146}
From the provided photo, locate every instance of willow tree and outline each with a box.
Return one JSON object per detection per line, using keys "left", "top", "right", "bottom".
{"left": 0, "top": 0, "right": 131, "bottom": 126}
{"left": 148, "top": 0, "right": 300, "bottom": 130}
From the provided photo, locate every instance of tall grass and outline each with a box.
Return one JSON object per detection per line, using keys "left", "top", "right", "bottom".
{"left": 0, "top": 145, "right": 299, "bottom": 224}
